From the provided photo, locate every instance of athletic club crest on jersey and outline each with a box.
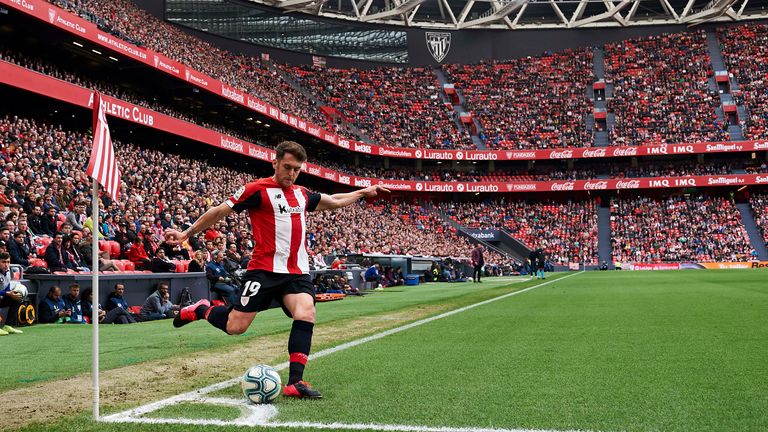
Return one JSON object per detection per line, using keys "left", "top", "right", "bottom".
{"left": 425, "top": 32, "right": 451, "bottom": 63}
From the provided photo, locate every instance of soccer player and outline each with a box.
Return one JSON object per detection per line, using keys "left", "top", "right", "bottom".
{"left": 166, "top": 141, "right": 388, "bottom": 399}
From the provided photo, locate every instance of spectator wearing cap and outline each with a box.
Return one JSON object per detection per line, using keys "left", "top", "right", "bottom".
{"left": 206, "top": 250, "right": 238, "bottom": 305}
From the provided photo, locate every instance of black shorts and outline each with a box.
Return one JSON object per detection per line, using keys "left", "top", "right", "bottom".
{"left": 234, "top": 270, "right": 315, "bottom": 317}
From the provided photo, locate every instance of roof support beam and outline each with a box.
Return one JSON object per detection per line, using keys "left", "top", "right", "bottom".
{"left": 278, "top": 0, "right": 323, "bottom": 8}
{"left": 683, "top": 0, "right": 740, "bottom": 23}
{"left": 572, "top": 0, "right": 632, "bottom": 27}
{"left": 659, "top": 0, "right": 681, "bottom": 20}
{"left": 736, "top": 0, "right": 749, "bottom": 16}
{"left": 457, "top": 0, "right": 476, "bottom": 26}
{"left": 549, "top": 0, "right": 569, "bottom": 24}
{"left": 569, "top": 0, "right": 590, "bottom": 25}
{"left": 360, "top": 0, "right": 427, "bottom": 21}
{"left": 459, "top": 0, "right": 528, "bottom": 29}
{"left": 625, "top": 0, "right": 641, "bottom": 22}
{"left": 440, "top": 0, "right": 458, "bottom": 24}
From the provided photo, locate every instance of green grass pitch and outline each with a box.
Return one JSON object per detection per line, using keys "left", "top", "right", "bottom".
{"left": 10, "top": 270, "right": 768, "bottom": 432}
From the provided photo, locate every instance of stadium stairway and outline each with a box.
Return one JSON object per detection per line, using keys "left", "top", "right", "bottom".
{"left": 434, "top": 67, "right": 486, "bottom": 149}
{"left": 736, "top": 203, "right": 768, "bottom": 260}
{"left": 267, "top": 61, "right": 375, "bottom": 143}
{"left": 592, "top": 47, "right": 606, "bottom": 79}
{"left": 704, "top": 30, "right": 748, "bottom": 142}
{"left": 705, "top": 31, "right": 726, "bottom": 70}
{"left": 597, "top": 201, "right": 613, "bottom": 266}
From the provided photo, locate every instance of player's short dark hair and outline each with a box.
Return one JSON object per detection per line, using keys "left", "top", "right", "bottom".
{"left": 0, "top": 252, "right": 9, "bottom": 261}
{"left": 275, "top": 141, "right": 307, "bottom": 162}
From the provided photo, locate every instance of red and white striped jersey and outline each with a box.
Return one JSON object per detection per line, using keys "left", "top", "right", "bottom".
{"left": 225, "top": 178, "right": 321, "bottom": 274}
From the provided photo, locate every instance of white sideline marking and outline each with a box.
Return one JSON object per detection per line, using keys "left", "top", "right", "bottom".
{"left": 101, "top": 272, "right": 584, "bottom": 428}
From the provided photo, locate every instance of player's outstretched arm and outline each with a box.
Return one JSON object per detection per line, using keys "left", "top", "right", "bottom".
{"left": 164, "top": 202, "right": 233, "bottom": 245}
{"left": 315, "top": 185, "right": 390, "bottom": 211}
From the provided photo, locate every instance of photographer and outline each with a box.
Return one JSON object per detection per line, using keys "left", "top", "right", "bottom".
{"left": 206, "top": 250, "right": 238, "bottom": 305}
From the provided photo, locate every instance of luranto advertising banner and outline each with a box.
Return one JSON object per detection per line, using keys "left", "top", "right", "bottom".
{"left": 4, "top": 0, "right": 768, "bottom": 162}
{"left": 4, "top": 60, "right": 768, "bottom": 193}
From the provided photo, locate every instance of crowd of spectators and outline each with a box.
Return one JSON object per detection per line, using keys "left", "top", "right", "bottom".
{"left": 307, "top": 200, "right": 512, "bottom": 267}
{"left": 718, "top": 23, "right": 768, "bottom": 140}
{"left": 611, "top": 195, "right": 752, "bottom": 262}
{"left": 27, "top": 0, "right": 764, "bottom": 154}
{"left": 0, "top": 114, "right": 513, "bottom": 279}
{"left": 48, "top": 0, "right": 327, "bottom": 127}
{"left": 0, "top": 50, "right": 269, "bottom": 147}
{"left": 750, "top": 193, "right": 768, "bottom": 246}
{"left": 608, "top": 161, "right": 738, "bottom": 178}
{"left": 443, "top": 49, "right": 594, "bottom": 150}
{"left": 604, "top": 31, "right": 729, "bottom": 146}
{"left": 288, "top": 65, "right": 473, "bottom": 149}
{"left": 436, "top": 200, "right": 598, "bottom": 264}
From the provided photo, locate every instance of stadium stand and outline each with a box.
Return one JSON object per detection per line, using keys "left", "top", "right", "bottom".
{"left": 436, "top": 200, "right": 598, "bottom": 264}
{"left": 0, "top": 50, "right": 270, "bottom": 147}
{"left": 442, "top": 48, "right": 594, "bottom": 150}
{"left": 287, "top": 65, "right": 474, "bottom": 149}
{"left": 750, "top": 193, "right": 768, "bottom": 246}
{"left": 604, "top": 30, "right": 730, "bottom": 146}
{"left": 611, "top": 195, "right": 752, "bottom": 263}
{"left": 47, "top": 0, "right": 328, "bottom": 127}
{"left": 0, "top": 114, "right": 497, "bottom": 271}
{"left": 718, "top": 23, "right": 768, "bottom": 140}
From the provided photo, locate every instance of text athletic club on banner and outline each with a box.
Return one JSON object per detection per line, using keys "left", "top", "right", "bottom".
{"left": 86, "top": 92, "right": 121, "bottom": 200}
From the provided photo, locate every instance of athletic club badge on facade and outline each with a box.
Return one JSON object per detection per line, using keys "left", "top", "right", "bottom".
{"left": 425, "top": 32, "right": 451, "bottom": 63}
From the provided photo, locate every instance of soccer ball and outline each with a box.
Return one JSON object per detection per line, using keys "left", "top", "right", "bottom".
{"left": 11, "top": 282, "right": 28, "bottom": 300}
{"left": 241, "top": 364, "right": 281, "bottom": 404}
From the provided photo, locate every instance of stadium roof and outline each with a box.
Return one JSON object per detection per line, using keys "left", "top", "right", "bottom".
{"left": 241, "top": 0, "right": 768, "bottom": 29}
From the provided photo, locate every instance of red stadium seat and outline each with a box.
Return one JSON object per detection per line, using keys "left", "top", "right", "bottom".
{"left": 110, "top": 241, "right": 121, "bottom": 258}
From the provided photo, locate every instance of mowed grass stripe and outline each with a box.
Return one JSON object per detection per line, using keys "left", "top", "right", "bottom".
{"left": 272, "top": 270, "right": 768, "bottom": 432}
